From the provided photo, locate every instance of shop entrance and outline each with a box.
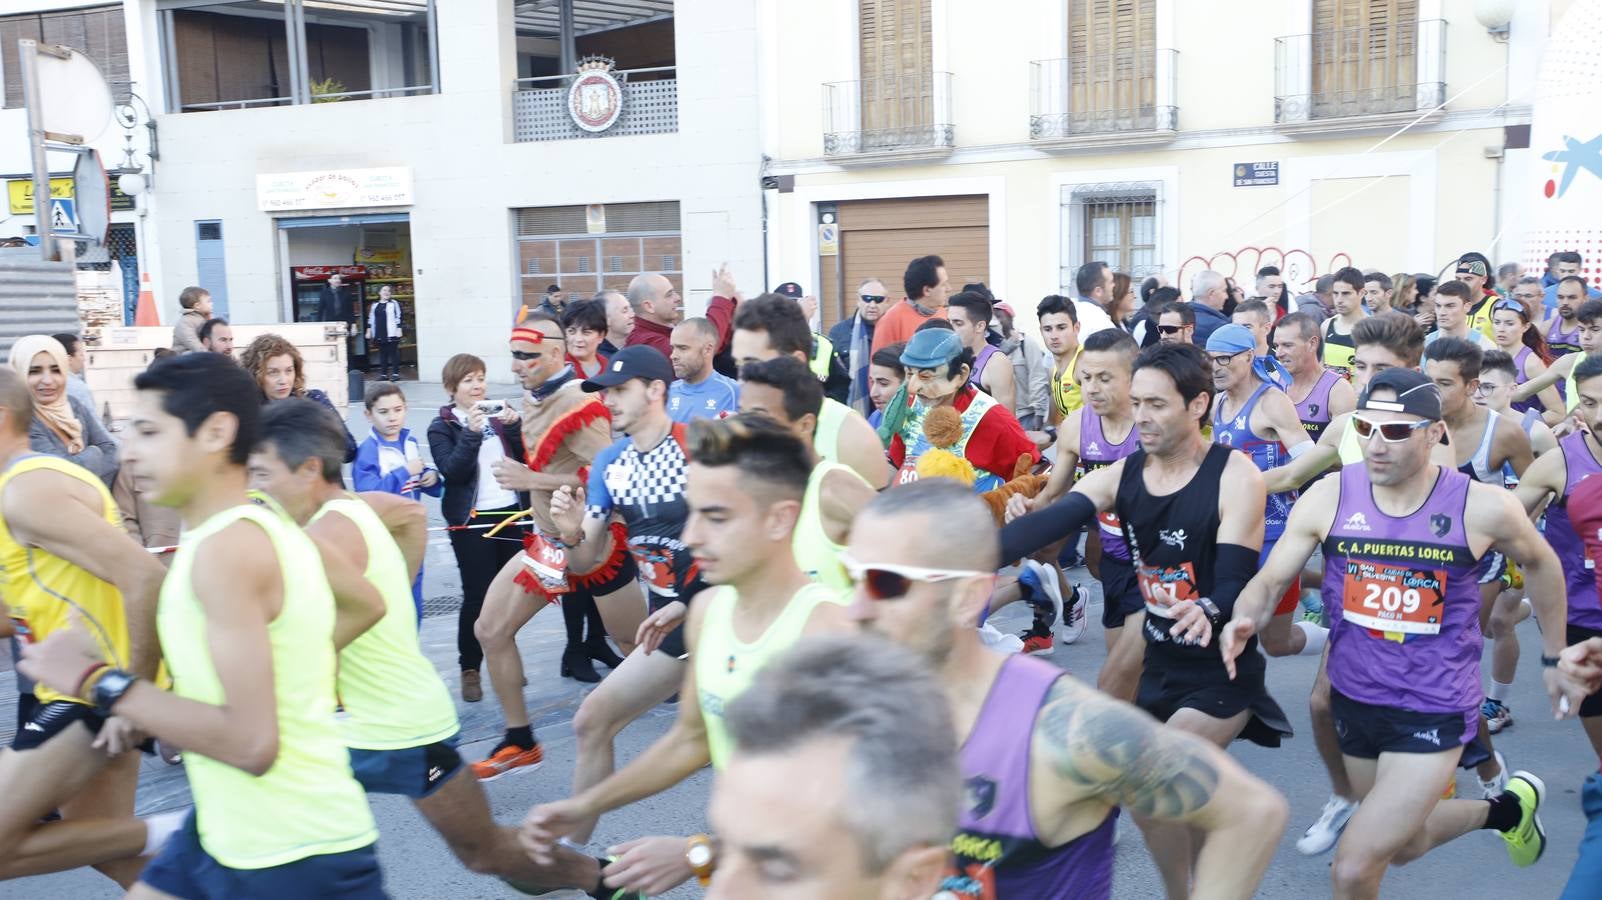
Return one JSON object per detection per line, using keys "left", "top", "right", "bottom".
{"left": 278, "top": 213, "right": 416, "bottom": 378}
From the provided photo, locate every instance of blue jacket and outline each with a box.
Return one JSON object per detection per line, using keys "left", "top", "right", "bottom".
{"left": 353, "top": 427, "right": 442, "bottom": 501}
{"left": 1192, "top": 303, "right": 1231, "bottom": 347}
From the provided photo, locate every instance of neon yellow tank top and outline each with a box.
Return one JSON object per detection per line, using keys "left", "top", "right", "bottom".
{"left": 158, "top": 503, "right": 376, "bottom": 869}
{"left": 1051, "top": 348, "right": 1082, "bottom": 419}
{"left": 696, "top": 583, "right": 843, "bottom": 768}
{"left": 792, "top": 461, "right": 861, "bottom": 593}
{"left": 814, "top": 398, "right": 851, "bottom": 465}
{"left": 311, "top": 497, "right": 458, "bottom": 750}
{"left": 0, "top": 456, "right": 130, "bottom": 705}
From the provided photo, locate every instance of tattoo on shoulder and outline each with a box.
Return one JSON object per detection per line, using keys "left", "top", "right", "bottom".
{"left": 1037, "top": 680, "right": 1220, "bottom": 820}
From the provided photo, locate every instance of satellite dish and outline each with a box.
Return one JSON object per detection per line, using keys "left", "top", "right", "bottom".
{"left": 35, "top": 46, "right": 113, "bottom": 142}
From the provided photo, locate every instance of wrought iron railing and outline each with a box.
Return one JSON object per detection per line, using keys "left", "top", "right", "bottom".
{"left": 1275, "top": 19, "right": 1445, "bottom": 123}
{"left": 822, "top": 72, "right": 953, "bottom": 156}
{"left": 512, "top": 67, "right": 678, "bottom": 142}
{"left": 1030, "top": 49, "right": 1176, "bottom": 139}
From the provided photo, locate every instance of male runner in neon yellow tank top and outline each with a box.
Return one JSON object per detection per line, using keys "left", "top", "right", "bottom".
{"left": 248, "top": 398, "right": 637, "bottom": 898}
{"left": 0, "top": 366, "right": 172, "bottom": 888}
{"left": 520, "top": 414, "right": 851, "bottom": 896}
{"left": 736, "top": 356, "right": 876, "bottom": 592}
{"left": 21, "top": 354, "right": 389, "bottom": 898}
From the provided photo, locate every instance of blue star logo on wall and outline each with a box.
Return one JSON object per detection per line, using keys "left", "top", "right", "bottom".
{"left": 1542, "top": 132, "right": 1602, "bottom": 198}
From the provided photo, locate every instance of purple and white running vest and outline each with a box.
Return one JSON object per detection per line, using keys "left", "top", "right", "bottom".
{"left": 1074, "top": 409, "right": 1139, "bottom": 562}
{"left": 1212, "top": 381, "right": 1294, "bottom": 541}
{"left": 1293, "top": 369, "right": 1343, "bottom": 444}
{"left": 970, "top": 344, "right": 1003, "bottom": 392}
{"left": 1542, "top": 432, "right": 1602, "bottom": 630}
{"left": 1511, "top": 346, "right": 1543, "bottom": 414}
{"left": 941, "top": 655, "right": 1116, "bottom": 900}
{"left": 1321, "top": 465, "right": 1484, "bottom": 713}
{"left": 1549, "top": 315, "right": 1583, "bottom": 357}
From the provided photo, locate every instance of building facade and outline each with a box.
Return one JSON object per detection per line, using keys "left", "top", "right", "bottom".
{"left": 761, "top": 0, "right": 1556, "bottom": 329}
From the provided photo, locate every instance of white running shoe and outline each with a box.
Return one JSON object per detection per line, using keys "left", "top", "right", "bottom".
{"left": 1296, "top": 795, "right": 1358, "bottom": 856}
{"left": 977, "top": 621, "right": 1025, "bottom": 654}
{"left": 1480, "top": 750, "right": 1509, "bottom": 799}
{"left": 1060, "top": 582, "right": 1090, "bottom": 645}
{"left": 1020, "top": 559, "right": 1063, "bottom": 627}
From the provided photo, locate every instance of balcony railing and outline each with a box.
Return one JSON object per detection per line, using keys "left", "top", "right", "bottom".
{"left": 512, "top": 67, "right": 678, "bottom": 142}
{"left": 1275, "top": 19, "right": 1445, "bottom": 124}
{"left": 823, "top": 72, "right": 953, "bottom": 157}
{"left": 1030, "top": 49, "right": 1177, "bottom": 140}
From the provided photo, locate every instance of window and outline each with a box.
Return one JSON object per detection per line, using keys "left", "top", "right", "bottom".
{"left": 1310, "top": 0, "right": 1419, "bottom": 118}
{"left": 1, "top": 6, "right": 129, "bottom": 109}
{"left": 513, "top": 202, "right": 682, "bottom": 308}
{"left": 1067, "top": 0, "right": 1155, "bottom": 126}
{"left": 161, "top": 0, "right": 435, "bottom": 112}
{"left": 858, "top": 0, "right": 932, "bottom": 137}
{"left": 1060, "top": 183, "right": 1162, "bottom": 288}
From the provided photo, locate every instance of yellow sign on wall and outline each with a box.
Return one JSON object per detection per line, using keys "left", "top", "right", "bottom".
{"left": 7, "top": 177, "right": 74, "bottom": 214}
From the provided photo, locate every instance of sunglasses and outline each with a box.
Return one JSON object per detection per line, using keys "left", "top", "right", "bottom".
{"left": 1157, "top": 324, "right": 1185, "bottom": 335}
{"left": 1492, "top": 299, "right": 1528, "bottom": 317}
{"left": 839, "top": 552, "right": 987, "bottom": 600}
{"left": 860, "top": 294, "right": 887, "bottom": 304}
{"left": 1351, "top": 414, "right": 1433, "bottom": 443}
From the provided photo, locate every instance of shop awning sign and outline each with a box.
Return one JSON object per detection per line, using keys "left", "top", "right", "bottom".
{"left": 256, "top": 167, "right": 414, "bottom": 212}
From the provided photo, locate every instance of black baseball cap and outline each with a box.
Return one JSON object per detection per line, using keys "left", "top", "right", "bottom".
{"left": 773, "top": 282, "right": 804, "bottom": 299}
{"left": 1358, "top": 369, "right": 1442, "bottom": 421}
{"left": 581, "top": 345, "right": 675, "bottom": 391}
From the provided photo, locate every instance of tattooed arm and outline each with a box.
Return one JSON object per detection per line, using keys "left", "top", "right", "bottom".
{"left": 1037, "top": 678, "right": 1287, "bottom": 900}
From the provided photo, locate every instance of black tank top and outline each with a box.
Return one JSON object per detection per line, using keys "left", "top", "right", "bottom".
{"left": 1116, "top": 443, "right": 1261, "bottom": 668}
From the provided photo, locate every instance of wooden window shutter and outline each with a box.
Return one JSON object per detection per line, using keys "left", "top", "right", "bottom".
{"left": 858, "top": 0, "right": 931, "bottom": 133}
{"left": 1068, "top": 0, "right": 1153, "bottom": 122}
{"left": 1312, "top": 0, "right": 1418, "bottom": 116}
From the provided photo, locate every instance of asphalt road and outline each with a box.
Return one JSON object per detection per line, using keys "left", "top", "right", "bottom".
{"left": 3, "top": 380, "right": 1595, "bottom": 898}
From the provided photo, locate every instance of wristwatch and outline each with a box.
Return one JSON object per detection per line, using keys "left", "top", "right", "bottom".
{"left": 90, "top": 669, "right": 140, "bottom": 715}
{"left": 685, "top": 833, "right": 716, "bottom": 886}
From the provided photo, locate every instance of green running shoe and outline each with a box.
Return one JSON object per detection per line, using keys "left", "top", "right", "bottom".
{"left": 1500, "top": 770, "right": 1547, "bottom": 867}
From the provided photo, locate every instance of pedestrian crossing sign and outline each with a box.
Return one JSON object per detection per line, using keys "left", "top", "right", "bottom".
{"left": 49, "top": 198, "right": 78, "bottom": 234}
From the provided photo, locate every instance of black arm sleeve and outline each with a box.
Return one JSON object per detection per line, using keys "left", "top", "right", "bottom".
{"left": 1208, "top": 543, "right": 1260, "bottom": 622}
{"left": 999, "top": 492, "right": 1098, "bottom": 564}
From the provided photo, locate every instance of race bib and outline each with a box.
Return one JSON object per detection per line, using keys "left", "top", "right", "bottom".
{"left": 1137, "top": 562, "right": 1198, "bottom": 618}
{"left": 934, "top": 864, "right": 994, "bottom": 900}
{"left": 1340, "top": 560, "right": 1445, "bottom": 635}
{"left": 897, "top": 458, "right": 921, "bottom": 486}
{"left": 1096, "top": 510, "right": 1122, "bottom": 535}
{"left": 522, "top": 533, "right": 571, "bottom": 596}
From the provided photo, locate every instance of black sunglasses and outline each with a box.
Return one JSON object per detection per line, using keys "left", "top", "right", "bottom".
{"left": 860, "top": 294, "right": 887, "bottom": 304}
{"left": 1157, "top": 324, "right": 1185, "bottom": 334}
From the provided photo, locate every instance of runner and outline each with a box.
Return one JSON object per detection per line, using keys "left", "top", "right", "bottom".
{"left": 21, "top": 353, "right": 388, "bottom": 898}
{"left": 1488, "top": 296, "right": 1563, "bottom": 420}
{"left": 1206, "top": 324, "right": 1325, "bottom": 659}
{"left": 999, "top": 342, "right": 1291, "bottom": 897}
{"left": 248, "top": 398, "right": 627, "bottom": 897}
{"left": 1039, "top": 294, "right": 1084, "bottom": 422}
{"left": 1425, "top": 337, "right": 1534, "bottom": 752}
{"left": 704, "top": 636, "right": 960, "bottom": 898}
{"left": 0, "top": 367, "right": 170, "bottom": 886}
{"left": 522, "top": 414, "right": 850, "bottom": 895}
{"left": 735, "top": 357, "right": 876, "bottom": 591}
{"left": 885, "top": 329, "right": 1040, "bottom": 490}
{"left": 545, "top": 346, "right": 706, "bottom": 848}
{"left": 1201, "top": 368, "right": 1580, "bottom": 898}
{"left": 730, "top": 294, "right": 891, "bottom": 486}
{"left": 1274, "top": 312, "right": 1357, "bottom": 445}
{"left": 1232, "top": 298, "right": 1274, "bottom": 358}
{"left": 879, "top": 476, "right": 1286, "bottom": 899}
{"left": 1478, "top": 351, "right": 1558, "bottom": 457}
{"left": 1514, "top": 353, "right": 1602, "bottom": 760}
{"left": 471, "top": 316, "right": 641, "bottom": 782}
{"left": 1515, "top": 298, "right": 1602, "bottom": 415}
{"left": 1322, "top": 267, "right": 1370, "bottom": 379}
{"left": 1008, "top": 328, "right": 1144, "bottom": 698}
{"left": 948, "top": 290, "right": 1017, "bottom": 413}
{"left": 1543, "top": 275, "right": 1588, "bottom": 358}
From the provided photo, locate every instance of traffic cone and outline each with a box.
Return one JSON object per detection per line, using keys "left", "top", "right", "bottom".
{"left": 133, "top": 272, "right": 160, "bottom": 326}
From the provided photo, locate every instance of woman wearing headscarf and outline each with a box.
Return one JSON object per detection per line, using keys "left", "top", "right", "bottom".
{"left": 7, "top": 335, "right": 118, "bottom": 485}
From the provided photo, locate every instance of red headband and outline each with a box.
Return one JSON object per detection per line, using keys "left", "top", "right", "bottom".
{"left": 510, "top": 327, "right": 547, "bottom": 345}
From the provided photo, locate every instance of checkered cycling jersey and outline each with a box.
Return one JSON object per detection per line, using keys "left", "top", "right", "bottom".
{"left": 587, "top": 432, "right": 698, "bottom": 602}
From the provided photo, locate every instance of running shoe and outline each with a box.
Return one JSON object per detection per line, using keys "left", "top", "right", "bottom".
{"left": 471, "top": 742, "right": 544, "bottom": 782}
{"left": 978, "top": 621, "right": 1025, "bottom": 654}
{"left": 1295, "top": 795, "right": 1357, "bottom": 856}
{"left": 1480, "top": 750, "right": 1509, "bottom": 800}
{"left": 1499, "top": 770, "right": 1547, "bottom": 867}
{"left": 1018, "top": 560, "right": 1063, "bottom": 629}
{"left": 1060, "top": 582, "right": 1090, "bottom": 645}
{"left": 1482, "top": 698, "right": 1514, "bottom": 734}
{"left": 1021, "top": 631, "right": 1055, "bottom": 656}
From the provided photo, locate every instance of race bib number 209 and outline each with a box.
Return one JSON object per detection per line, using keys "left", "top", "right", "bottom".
{"left": 1341, "top": 560, "right": 1445, "bottom": 635}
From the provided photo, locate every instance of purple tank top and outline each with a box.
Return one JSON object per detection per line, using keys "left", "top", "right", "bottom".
{"left": 1511, "top": 346, "right": 1543, "bottom": 414}
{"left": 942, "top": 655, "right": 1115, "bottom": 900}
{"left": 1549, "top": 316, "right": 1583, "bottom": 356}
{"left": 1321, "top": 465, "right": 1484, "bottom": 713}
{"left": 1542, "top": 432, "right": 1602, "bottom": 630}
{"left": 1074, "top": 409, "right": 1139, "bottom": 562}
{"left": 970, "top": 344, "right": 1003, "bottom": 391}
{"left": 1293, "top": 369, "right": 1342, "bottom": 444}
{"left": 1211, "top": 381, "right": 1295, "bottom": 540}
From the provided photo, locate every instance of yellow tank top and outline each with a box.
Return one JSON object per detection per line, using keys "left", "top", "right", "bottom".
{"left": 814, "top": 398, "right": 851, "bottom": 465}
{"left": 695, "top": 583, "right": 844, "bottom": 768}
{"left": 1051, "top": 348, "right": 1083, "bottom": 419}
{"left": 0, "top": 456, "right": 130, "bottom": 705}
{"left": 311, "top": 497, "right": 458, "bottom": 750}
{"left": 792, "top": 461, "right": 861, "bottom": 593}
{"left": 159, "top": 503, "right": 377, "bottom": 869}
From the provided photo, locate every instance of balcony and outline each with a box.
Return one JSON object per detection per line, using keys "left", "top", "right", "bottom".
{"left": 1029, "top": 49, "right": 1177, "bottom": 151}
{"left": 512, "top": 67, "right": 678, "bottom": 142}
{"left": 1274, "top": 19, "right": 1445, "bottom": 133}
{"left": 822, "top": 72, "right": 954, "bottom": 163}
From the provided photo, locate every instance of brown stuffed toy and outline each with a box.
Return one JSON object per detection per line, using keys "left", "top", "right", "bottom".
{"left": 913, "top": 406, "right": 1046, "bottom": 523}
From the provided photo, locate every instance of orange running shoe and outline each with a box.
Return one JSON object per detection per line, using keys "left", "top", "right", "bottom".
{"left": 1022, "top": 632, "right": 1055, "bottom": 656}
{"left": 471, "top": 742, "right": 544, "bottom": 782}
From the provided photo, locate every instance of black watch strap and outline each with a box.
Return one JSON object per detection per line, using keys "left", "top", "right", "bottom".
{"left": 91, "top": 669, "right": 139, "bottom": 715}
{"left": 1541, "top": 654, "right": 1561, "bottom": 669}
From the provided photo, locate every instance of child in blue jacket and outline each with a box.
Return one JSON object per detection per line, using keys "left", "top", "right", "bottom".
{"left": 354, "top": 381, "right": 441, "bottom": 620}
